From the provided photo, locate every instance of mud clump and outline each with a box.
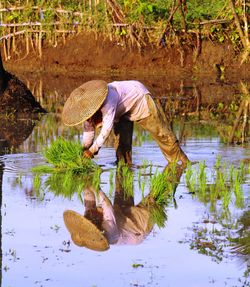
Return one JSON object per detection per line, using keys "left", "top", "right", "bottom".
{"left": 0, "top": 52, "right": 46, "bottom": 117}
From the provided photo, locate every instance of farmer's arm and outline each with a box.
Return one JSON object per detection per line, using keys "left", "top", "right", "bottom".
{"left": 83, "top": 120, "right": 95, "bottom": 149}
{"left": 89, "top": 89, "right": 118, "bottom": 155}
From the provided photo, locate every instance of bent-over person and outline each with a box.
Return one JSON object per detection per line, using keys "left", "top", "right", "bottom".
{"left": 62, "top": 80, "right": 189, "bottom": 165}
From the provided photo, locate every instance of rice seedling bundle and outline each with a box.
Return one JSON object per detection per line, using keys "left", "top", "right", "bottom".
{"left": 32, "top": 137, "right": 98, "bottom": 174}
{"left": 31, "top": 137, "right": 101, "bottom": 198}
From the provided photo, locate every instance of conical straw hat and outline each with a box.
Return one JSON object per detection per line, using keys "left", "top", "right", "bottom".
{"left": 63, "top": 210, "right": 110, "bottom": 251}
{"left": 62, "top": 80, "right": 108, "bottom": 126}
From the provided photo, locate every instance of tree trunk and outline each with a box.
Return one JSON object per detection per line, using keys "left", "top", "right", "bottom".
{"left": 228, "top": 0, "right": 248, "bottom": 49}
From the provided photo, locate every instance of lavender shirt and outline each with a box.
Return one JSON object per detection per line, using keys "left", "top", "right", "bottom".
{"left": 83, "top": 80, "right": 151, "bottom": 154}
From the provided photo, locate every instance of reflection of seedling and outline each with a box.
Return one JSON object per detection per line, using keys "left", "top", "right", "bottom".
{"left": 33, "top": 174, "right": 41, "bottom": 194}
{"left": 150, "top": 205, "right": 168, "bottom": 228}
{"left": 33, "top": 167, "right": 101, "bottom": 200}
{"left": 92, "top": 168, "right": 102, "bottom": 190}
{"left": 141, "top": 180, "right": 145, "bottom": 198}
{"left": 222, "top": 187, "right": 231, "bottom": 209}
{"left": 109, "top": 170, "right": 114, "bottom": 198}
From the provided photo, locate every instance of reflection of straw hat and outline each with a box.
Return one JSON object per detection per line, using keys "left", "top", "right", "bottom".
{"left": 63, "top": 210, "right": 109, "bottom": 251}
{"left": 62, "top": 80, "right": 108, "bottom": 126}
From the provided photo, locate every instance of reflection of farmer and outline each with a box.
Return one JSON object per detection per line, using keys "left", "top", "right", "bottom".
{"left": 63, "top": 167, "right": 181, "bottom": 251}
{"left": 62, "top": 80, "right": 189, "bottom": 165}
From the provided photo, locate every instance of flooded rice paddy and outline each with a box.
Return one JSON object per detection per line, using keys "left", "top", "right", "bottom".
{"left": 0, "top": 74, "right": 249, "bottom": 287}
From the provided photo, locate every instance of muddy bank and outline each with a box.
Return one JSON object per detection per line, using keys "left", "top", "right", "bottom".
{"left": 0, "top": 51, "right": 46, "bottom": 116}
{"left": 4, "top": 32, "right": 250, "bottom": 80}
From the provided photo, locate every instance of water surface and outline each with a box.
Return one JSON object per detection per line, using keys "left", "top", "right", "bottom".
{"left": 0, "top": 74, "right": 249, "bottom": 287}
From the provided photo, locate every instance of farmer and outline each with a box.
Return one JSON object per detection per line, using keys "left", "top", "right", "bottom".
{"left": 62, "top": 80, "right": 189, "bottom": 165}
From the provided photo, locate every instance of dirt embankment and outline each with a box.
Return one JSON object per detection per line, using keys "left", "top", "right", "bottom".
{"left": 4, "top": 32, "right": 250, "bottom": 81}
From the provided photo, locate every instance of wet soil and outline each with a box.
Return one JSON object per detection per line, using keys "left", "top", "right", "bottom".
{"left": 4, "top": 31, "right": 250, "bottom": 81}
{"left": 0, "top": 71, "right": 46, "bottom": 116}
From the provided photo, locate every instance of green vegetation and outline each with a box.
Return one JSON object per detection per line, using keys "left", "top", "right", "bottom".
{"left": 185, "top": 155, "right": 249, "bottom": 217}
{"left": 31, "top": 137, "right": 101, "bottom": 199}
{"left": 0, "top": 0, "right": 249, "bottom": 61}
{"left": 32, "top": 137, "right": 97, "bottom": 174}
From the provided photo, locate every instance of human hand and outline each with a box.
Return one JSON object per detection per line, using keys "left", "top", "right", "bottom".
{"left": 83, "top": 149, "right": 94, "bottom": 159}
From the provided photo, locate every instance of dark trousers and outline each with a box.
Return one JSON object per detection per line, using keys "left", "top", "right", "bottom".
{"left": 114, "top": 95, "right": 188, "bottom": 165}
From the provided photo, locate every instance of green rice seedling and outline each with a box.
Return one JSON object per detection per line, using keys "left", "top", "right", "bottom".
{"left": 198, "top": 161, "right": 207, "bottom": 194}
{"left": 117, "top": 162, "right": 134, "bottom": 198}
{"left": 189, "top": 174, "right": 197, "bottom": 194}
{"left": 209, "top": 184, "right": 217, "bottom": 209}
{"left": 222, "top": 187, "right": 231, "bottom": 209}
{"left": 32, "top": 137, "right": 97, "bottom": 174}
{"left": 229, "top": 164, "right": 234, "bottom": 183}
{"left": 44, "top": 137, "right": 82, "bottom": 167}
{"left": 232, "top": 169, "right": 244, "bottom": 209}
{"left": 215, "top": 155, "right": 222, "bottom": 169}
{"left": 150, "top": 172, "right": 169, "bottom": 205}
{"left": 185, "top": 162, "right": 193, "bottom": 188}
{"left": 215, "top": 168, "right": 229, "bottom": 194}
{"left": 32, "top": 165, "right": 55, "bottom": 174}
{"left": 239, "top": 162, "right": 246, "bottom": 183}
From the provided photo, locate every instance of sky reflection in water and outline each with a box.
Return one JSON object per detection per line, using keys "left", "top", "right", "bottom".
{"left": 0, "top": 75, "right": 250, "bottom": 287}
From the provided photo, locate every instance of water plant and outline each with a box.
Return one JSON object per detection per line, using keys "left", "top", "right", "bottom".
{"left": 185, "top": 162, "right": 193, "bottom": 188}
{"left": 117, "top": 161, "right": 134, "bottom": 198}
{"left": 32, "top": 137, "right": 97, "bottom": 174}
{"left": 150, "top": 171, "right": 170, "bottom": 205}
{"left": 109, "top": 169, "right": 114, "bottom": 198}
{"left": 150, "top": 204, "right": 168, "bottom": 228}
{"left": 215, "top": 155, "right": 222, "bottom": 169}
{"left": 198, "top": 161, "right": 207, "bottom": 194}
{"left": 184, "top": 156, "right": 249, "bottom": 218}
{"left": 232, "top": 169, "right": 244, "bottom": 209}
{"left": 31, "top": 137, "right": 101, "bottom": 199}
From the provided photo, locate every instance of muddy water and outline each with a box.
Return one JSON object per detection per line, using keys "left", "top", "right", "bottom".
{"left": 0, "top": 74, "right": 249, "bottom": 287}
